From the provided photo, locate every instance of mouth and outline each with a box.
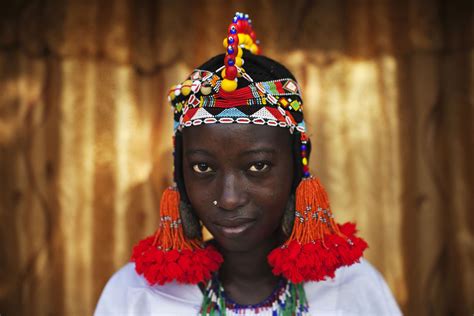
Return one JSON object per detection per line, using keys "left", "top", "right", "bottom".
{"left": 213, "top": 218, "right": 256, "bottom": 237}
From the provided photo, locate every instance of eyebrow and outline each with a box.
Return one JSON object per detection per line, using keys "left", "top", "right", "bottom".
{"left": 184, "top": 148, "right": 276, "bottom": 157}
{"left": 240, "top": 148, "right": 276, "bottom": 156}
{"left": 184, "top": 149, "right": 213, "bottom": 157}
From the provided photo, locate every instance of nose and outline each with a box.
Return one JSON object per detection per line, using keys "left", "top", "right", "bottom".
{"left": 216, "top": 172, "right": 247, "bottom": 211}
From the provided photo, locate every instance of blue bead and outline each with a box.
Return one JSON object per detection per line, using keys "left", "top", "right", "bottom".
{"left": 230, "top": 26, "right": 237, "bottom": 34}
{"left": 228, "top": 36, "right": 234, "bottom": 44}
{"left": 233, "top": 16, "right": 238, "bottom": 23}
{"left": 228, "top": 59, "right": 235, "bottom": 66}
{"left": 303, "top": 171, "right": 311, "bottom": 178}
{"left": 301, "top": 144, "right": 307, "bottom": 151}
{"left": 227, "top": 46, "right": 234, "bottom": 54}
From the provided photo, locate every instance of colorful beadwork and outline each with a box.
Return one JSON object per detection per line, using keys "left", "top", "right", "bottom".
{"left": 300, "top": 133, "right": 310, "bottom": 178}
{"left": 200, "top": 275, "right": 309, "bottom": 316}
{"left": 221, "top": 12, "right": 261, "bottom": 92}
{"left": 168, "top": 68, "right": 305, "bottom": 134}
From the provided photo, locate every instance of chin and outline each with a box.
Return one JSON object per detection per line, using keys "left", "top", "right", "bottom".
{"left": 214, "top": 236, "right": 258, "bottom": 253}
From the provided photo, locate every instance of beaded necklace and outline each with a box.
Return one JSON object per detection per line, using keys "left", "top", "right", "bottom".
{"left": 200, "top": 275, "right": 309, "bottom": 316}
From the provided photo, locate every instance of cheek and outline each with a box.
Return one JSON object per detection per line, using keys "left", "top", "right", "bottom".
{"left": 252, "top": 179, "right": 291, "bottom": 226}
{"left": 249, "top": 167, "right": 294, "bottom": 229}
{"left": 182, "top": 168, "right": 216, "bottom": 223}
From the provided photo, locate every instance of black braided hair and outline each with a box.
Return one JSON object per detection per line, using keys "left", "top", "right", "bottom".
{"left": 174, "top": 51, "right": 311, "bottom": 205}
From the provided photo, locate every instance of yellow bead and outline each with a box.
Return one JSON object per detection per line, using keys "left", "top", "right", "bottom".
{"left": 221, "top": 69, "right": 226, "bottom": 78}
{"left": 221, "top": 78, "right": 238, "bottom": 92}
{"left": 169, "top": 86, "right": 176, "bottom": 100}
{"left": 237, "top": 47, "right": 243, "bottom": 58}
{"left": 245, "top": 34, "right": 252, "bottom": 45}
{"left": 238, "top": 33, "right": 245, "bottom": 45}
{"left": 235, "top": 57, "right": 243, "bottom": 67}
{"left": 223, "top": 38, "right": 228, "bottom": 49}
{"left": 250, "top": 43, "right": 258, "bottom": 54}
{"left": 302, "top": 157, "right": 308, "bottom": 165}
{"left": 181, "top": 80, "right": 192, "bottom": 96}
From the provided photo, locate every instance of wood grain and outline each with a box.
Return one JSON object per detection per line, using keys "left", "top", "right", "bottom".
{"left": 0, "top": 1, "right": 472, "bottom": 315}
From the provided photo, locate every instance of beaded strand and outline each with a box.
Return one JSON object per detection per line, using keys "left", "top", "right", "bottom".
{"left": 300, "top": 133, "right": 310, "bottom": 178}
{"left": 221, "top": 12, "right": 261, "bottom": 92}
{"left": 200, "top": 275, "right": 309, "bottom": 316}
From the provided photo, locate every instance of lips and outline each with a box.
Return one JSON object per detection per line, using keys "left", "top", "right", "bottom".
{"left": 213, "top": 218, "right": 256, "bottom": 237}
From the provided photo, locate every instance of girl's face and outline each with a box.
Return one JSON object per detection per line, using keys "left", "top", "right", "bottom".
{"left": 182, "top": 124, "right": 294, "bottom": 252}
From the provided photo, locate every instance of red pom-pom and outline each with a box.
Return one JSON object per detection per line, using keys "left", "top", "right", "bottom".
{"left": 268, "top": 222, "right": 368, "bottom": 283}
{"left": 131, "top": 237, "right": 223, "bottom": 285}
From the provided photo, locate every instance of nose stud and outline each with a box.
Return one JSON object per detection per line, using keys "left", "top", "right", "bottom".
{"left": 213, "top": 200, "right": 218, "bottom": 206}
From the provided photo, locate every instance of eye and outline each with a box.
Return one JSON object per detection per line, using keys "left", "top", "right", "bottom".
{"left": 248, "top": 161, "right": 270, "bottom": 172}
{"left": 192, "top": 163, "right": 213, "bottom": 174}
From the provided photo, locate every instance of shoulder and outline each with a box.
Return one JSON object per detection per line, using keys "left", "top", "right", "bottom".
{"left": 305, "top": 259, "right": 402, "bottom": 316}
{"left": 94, "top": 263, "right": 203, "bottom": 316}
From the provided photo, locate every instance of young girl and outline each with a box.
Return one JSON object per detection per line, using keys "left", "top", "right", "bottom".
{"left": 95, "top": 13, "right": 402, "bottom": 316}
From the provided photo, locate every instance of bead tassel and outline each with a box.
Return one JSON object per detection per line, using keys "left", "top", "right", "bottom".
{"left": 131, "top": 187, "right": 223, "bottom": 285}
{"left": 221, "top": 12, "right": 261, "bottom": 92}
{"left": 268, "top": 133, "right": 368, "bottom": 283}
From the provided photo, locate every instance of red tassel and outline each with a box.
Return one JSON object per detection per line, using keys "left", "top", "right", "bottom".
{"left": 131, "top": 187, "right": 223, "bottom": 285}
{"left": 268, "top": 177, "right": 368, "bottom": 283}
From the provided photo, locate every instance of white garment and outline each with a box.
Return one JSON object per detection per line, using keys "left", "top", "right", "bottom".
{"left": 95, "top": 259, "right": 402, "bottom": 316}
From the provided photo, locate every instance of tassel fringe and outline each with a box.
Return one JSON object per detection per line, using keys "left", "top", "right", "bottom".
{"left": 131, "top": 187, "right": 223, "bottom": 285}
{"left": 268, "top": 177, "right": 368, "bottom": 283}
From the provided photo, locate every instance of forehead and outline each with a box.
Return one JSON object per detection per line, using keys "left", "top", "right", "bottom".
{"left": 181, "top": 124, "right": 292, "bottom": 153}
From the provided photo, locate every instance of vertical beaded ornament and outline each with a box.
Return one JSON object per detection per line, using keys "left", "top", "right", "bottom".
{"left": 221, "top": 12, "right": 261, "bottom": 92}
{"left": 267, "top": 132, "right": 368, "bottom": 283}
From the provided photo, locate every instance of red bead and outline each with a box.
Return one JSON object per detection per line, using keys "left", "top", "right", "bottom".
{"left": 250, "top": 31, "right": 256, "bottom": 41}
{"left": 225, "top": 66, "right": 238, "bottom": 79}
{"left": 228, "top": 34, "right": 238, "bottom": 45}
{"left": 236, "top": 20, "right": 244, "bottom": 32}
{"left": 228, "top": 23, "right": 238, "bottom": 34}
{"left": 303, "top": 165, "right": 310, "bottom": 172}
{"left": 301, "top": 151, "right": 306, "bottom": 158}
{"left": 228, "top": 43, "right": 238, "bottom": 55}
{"left": 242, "top": 20, "right": 249, "bottom": 33}
{"left": 224, "top": 55, "right": 235, "bottom": 66}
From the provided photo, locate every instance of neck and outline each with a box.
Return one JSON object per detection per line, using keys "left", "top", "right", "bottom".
{"left": 215, "top": 234, "right": 281, "bottom": 304}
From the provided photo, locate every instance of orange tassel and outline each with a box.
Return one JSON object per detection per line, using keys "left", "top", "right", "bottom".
{"left": 131, "top": 187, "right": 223, "bottom": 285}
{"left": 152, "top": 187, "right": 201, "bottom": 250}
{"left": 268, "top": 177, "right": 368, "bottom": 283}
{"left": 288, "top": 177, "right": 345, "bottom": 246}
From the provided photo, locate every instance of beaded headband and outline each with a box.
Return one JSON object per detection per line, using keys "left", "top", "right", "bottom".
{"left": 168, "top": 69, "right": 306, "bottom": 134}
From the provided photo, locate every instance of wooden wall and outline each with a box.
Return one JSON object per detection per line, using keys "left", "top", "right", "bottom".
{"left": 0, "top": 1, "right": 472, "bottom": 315}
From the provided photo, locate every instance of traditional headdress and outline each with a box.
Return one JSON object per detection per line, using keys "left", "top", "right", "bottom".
{"left": 131, "top": 12, "right": 367, "bottom": 291}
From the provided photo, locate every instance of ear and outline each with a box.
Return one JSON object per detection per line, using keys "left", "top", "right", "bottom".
{"left": 281, "top": 194, "right": 295, "bottom": 237}
{"left": 179, "top": 200, "right": 203, "bottom": 240}
{"left": 174, "top": 131, "right": 203, "bottom": 240}
{"left": 174, "top": 131, "right": 190, "bottom": 202}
